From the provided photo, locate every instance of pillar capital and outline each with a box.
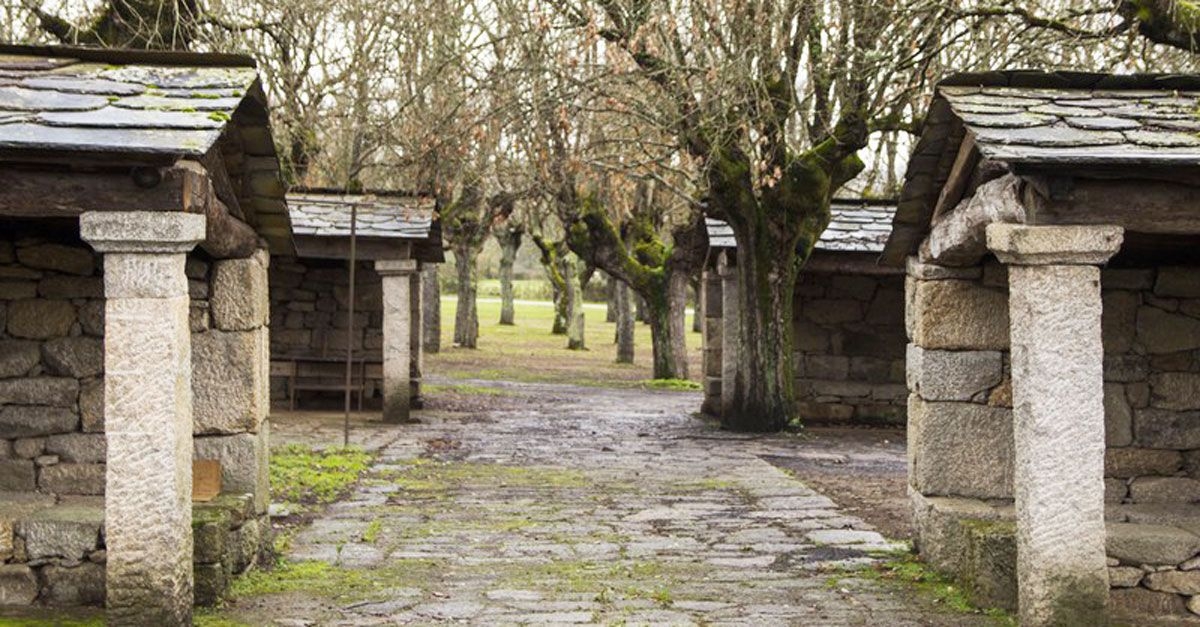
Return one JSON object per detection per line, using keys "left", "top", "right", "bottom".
{"left": 80, "top": 211, "right": 206, "bottom": 254}
{"left": 986, "top": 224, "right": 1123, "bottom": 266}
{"left": 375, "top": 258, "right": 418, "bottom": 277}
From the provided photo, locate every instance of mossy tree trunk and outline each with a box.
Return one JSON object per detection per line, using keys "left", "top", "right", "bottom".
{"left": 564, "top": 253, "right": 585, "bottom": 351}
{"left": 29, "top": 0, "right": 200, "bottom": 50}
{"left": 614, "top": 279, "right": 634, "bottom": 364}
{"left": 707, "top": 132, "right": 865, "bottom": 431}
{"left": 494, "top": 224, "right": 523, "bottom": 326}
{"left": 567, "top": 185, "right": 707, "bottom": 381}
{"left": 442, "top": 183, "right": 515, "bottom": 350}
{"left": 421, "top": 264, "right": 441, "bottom": 354}
{"left": 452, "top": 241, "right": 481, "bottom": 348}
{"left": 532, "top": 235, "right": 570, "bottom": 335}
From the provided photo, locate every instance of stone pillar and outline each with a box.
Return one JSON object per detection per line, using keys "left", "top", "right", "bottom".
{"left": 376, "top": 259, "right": 417, "bottom": 423}
{"left": 986, "top": 223, "right": 1124, "bottom": 627}
{"left": 80, "top": 211, "right": 206, "bottom": 626}
{"left": 409, "top": 266, "right": 424, "bottom": 408}
{"left": 718, "top": 251, "right": 739, "bottom": 417}
{"left": 700, "top": 265, "right": 723, "bottom": 416}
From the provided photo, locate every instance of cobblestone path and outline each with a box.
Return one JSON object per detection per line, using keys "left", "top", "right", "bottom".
{"left": 226, "top": 381, "right": 994, "bottom": 626}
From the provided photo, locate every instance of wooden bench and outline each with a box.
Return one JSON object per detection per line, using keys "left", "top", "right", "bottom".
{"left": 271, "top": 356, "right": 382, "bottom": 410}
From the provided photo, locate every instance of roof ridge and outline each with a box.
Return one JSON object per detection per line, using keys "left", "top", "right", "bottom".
{"left": 0, "top": 44, "right": 256, "bottom": 69}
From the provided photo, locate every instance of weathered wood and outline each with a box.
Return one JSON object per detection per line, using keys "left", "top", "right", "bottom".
{"left": 930, "top": 133, "right": 980, "bottom": 223}
{"left": 200, "top": 196, "right": 260, "bottom": 259}
{"left": 1024, "top": 176, "right": 1200, "bottom": 235}
{"left": 293, "top": 235, "right": 412, "bottom": 261}
{"left": 801, "top": 252, "right": 905, "bottom": 276}
{"left": 921, "top": 173, "right": 1026, "bottom": 266}
{"left": 0, "top": 164, "right": 206, "bottom": 216}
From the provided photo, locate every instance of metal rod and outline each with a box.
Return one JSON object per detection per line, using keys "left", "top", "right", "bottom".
{"left": 343, "top": 201, "right": 358, "bottom": 447}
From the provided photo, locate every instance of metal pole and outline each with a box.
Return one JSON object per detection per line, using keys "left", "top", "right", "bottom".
{"left": 343, "top": 202, "right": 358, "bottom": 447}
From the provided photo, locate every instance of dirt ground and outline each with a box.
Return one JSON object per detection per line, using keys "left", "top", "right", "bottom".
{"left": 762, "top": 426, "right": 912, "bottom": 542}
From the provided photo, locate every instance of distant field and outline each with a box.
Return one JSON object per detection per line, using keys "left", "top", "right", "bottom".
{"left": 426, "top": 296, "right": 704, "bottom": 388}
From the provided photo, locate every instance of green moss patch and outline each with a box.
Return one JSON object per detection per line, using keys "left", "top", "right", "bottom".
{"left": 270, "top": 444, "right": 372, "bottom": 506}
{"left": 640, "top": 379, "right": 702, "bottom": 391}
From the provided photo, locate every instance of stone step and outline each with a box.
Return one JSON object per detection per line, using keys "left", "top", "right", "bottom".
{"left": 0, "top": 492, "right": 55, "bottom": 561}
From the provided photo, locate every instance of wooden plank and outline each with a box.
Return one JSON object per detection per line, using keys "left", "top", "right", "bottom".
{"left": 293, "top": 234, "right": 412, "bottom": 261}
{"left": 1025, "top": 176, "right": 1200, "bottom": 234}
{"left": 0, "top": 163, "right": 206, "bottom": 217}
{"left": 192, "top": 460, "right": 222, "bottom": 502}
{"left": 930, "top": 133, "right": 980, "bottom": 223}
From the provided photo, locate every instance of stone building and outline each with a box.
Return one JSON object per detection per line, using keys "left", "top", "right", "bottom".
{"left": 702, "top": 200, "right": 907, "bottom": 425}
{"left": 0, "top": 46, "right": 288, "bottom": 623}
{"left": 274, "top": 189, "right": 441, "bottom": 422}
{"left": 885, "top": 71, "right": 1200, "bottom": 625}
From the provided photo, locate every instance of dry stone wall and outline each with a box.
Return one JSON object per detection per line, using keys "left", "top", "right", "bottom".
{"left": 792, "top": 270, "right": 907, "bottom": 425}
{"left": 268, "top": 257, "right": 385, "bottom": 401}
{"left": 0, "top": 231, "right": 107, "bottom": 497}
{"left": 0, "top": 224, "right": 270, "bottom": 608}
{"left": 907, "top": 256, "right": 1200, "bottom": 620}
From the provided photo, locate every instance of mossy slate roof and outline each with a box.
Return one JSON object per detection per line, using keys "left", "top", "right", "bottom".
{"left": 0, "top": 45, "right": 260, "bottom": 160}
{"left": 708, "top": 199, "right": 896, "bottom": 253}
{"left": 0, "top": 45, "right": 293, "bottom": 255}
{"left": 882, "top": 70, "right": 1200, "bottom": 266}
{"left": 287, "top": 189, "right": 443, "bottom": 263}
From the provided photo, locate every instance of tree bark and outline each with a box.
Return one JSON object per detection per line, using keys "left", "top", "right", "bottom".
{"left": 564, "top": 254, "right": 585, "bottom": 350}
{"left": 421, "top": 263, "right": 441, "bottom": 354}
{"left": 723, "top": 226, "right": 801, "bottom": 432}
{"left": 614, "top": 278, "right": 634, "bottom": 364}
{"left": 494, "top": 225, "right": 522, "bottom": 325}
{"left": 645, "top": 271, "right": 690, "bottom": 380}
{"left": 452, "top": 242, "right": 480, "bottom": 348}
{"left": 606, "top": 277, "right": 618, "bottom": 324}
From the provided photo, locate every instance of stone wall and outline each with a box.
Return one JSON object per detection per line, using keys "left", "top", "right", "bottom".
{"left": 701, "top": 254, "right": 907, "bottom": 425}
{"left": 792, "top": 269, "right": 907, "bottom": 424}
{"left": 0, "top": 229, "right": 108, "bottom": 497}
{"left": 268, "top": 256, "right": 384, "bottom": 401}
{"left": 907, "top": 256, "right": 1200, "bottom": 620}
{"left": 0, "top": 222, "right": 270, "bottom": 608}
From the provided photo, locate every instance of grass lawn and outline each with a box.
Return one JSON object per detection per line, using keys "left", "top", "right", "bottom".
{"left": 426, "top": 296, "right": 704, "bottom": 388}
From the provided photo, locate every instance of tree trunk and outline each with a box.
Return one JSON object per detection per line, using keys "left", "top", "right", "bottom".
{"left": 614, "top": 279, "right": 634, "bottom": 364}
{"left": 636, "top": 294, "right": 648, "bottom": 323}
{"left": 564, "top": 254, "right": 585, "bottom": 350}
{"left": 725, "top": 231, "right": 799, "bottom": 432}
{"left": 496, "top": 228, "right": 521, "bottom": 325}
{"left": 452, "top": 243, "right": 480, "bottom": 348}
{"left": 606, "top": 277, "right": 618, "bottom": 324}
{"left": 421, "top": 263, "right": 441, "bottom": 354}
{"left": 692, "top": 279, "right": 703, "bottom": 333}
{"left": 643, "top": 272, "right": 689, "bottom": 380}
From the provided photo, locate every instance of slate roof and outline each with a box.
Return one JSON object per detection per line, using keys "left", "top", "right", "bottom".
{"left": 288, "top": 190, "right": 436, "bottom": 239}
{"left": 0, "top": 44, "right": 292, "bottom": 254}
{"left": 882, "top": 71, "right": 1200, "bottom": 266}
{"left": 287, "top": 189, "right": 442, "bottom": 262}
{"left": 0, "top": 45, "right": 260, "bottom": 161}
{"left": 708, "top": 199, "right": 896, "bottom": 253}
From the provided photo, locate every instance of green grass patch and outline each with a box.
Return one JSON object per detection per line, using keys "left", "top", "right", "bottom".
{"left": 866, "top": 554, "right": 1015, "bottom": 624}
{"left": 227, "top": 558, "right": 440, "bottom": 601}
{"left": 380, "top": 458, "right": 589, "bottom": 492}
{"left": 270, "top": 444, "right": 372, "bottom": 505}
{"left": 0, "top": 618, "right": 105, "bottom": 627}
{"left": 362, "top": 519, "right": 383, "bottom": 543}
{"left": 423, "top": 383, "right": 515, "bottom": 396}
{"left": 640, "top": 379, "right": 702, "bottom": 391}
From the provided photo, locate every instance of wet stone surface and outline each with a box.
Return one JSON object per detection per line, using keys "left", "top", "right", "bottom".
{"left": 224, "top": 380, "right": 994, "bottom": 626}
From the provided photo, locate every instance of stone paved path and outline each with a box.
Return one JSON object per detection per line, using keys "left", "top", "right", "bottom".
{"left": 224, "top": 381, "right": 995, "bottom": 626}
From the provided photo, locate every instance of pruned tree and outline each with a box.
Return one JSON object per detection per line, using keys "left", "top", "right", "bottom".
{"left": 443, "top": 184, "right": 516, "bottom": 348}
{"left": 493, "top": 220, "right": 525, "bottom": 326}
